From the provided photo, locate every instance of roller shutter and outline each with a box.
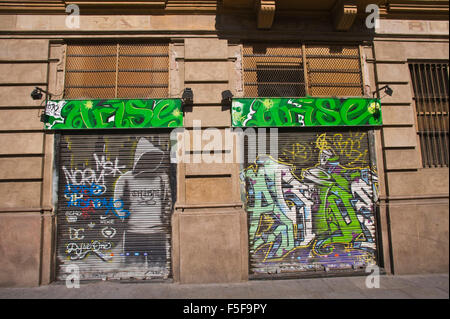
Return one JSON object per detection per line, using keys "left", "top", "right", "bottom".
{"left": 242, "top": 129, "right": 379, "bottom": 276}
{"left": 55, "top": 132, "right": 175, "bottom": 281}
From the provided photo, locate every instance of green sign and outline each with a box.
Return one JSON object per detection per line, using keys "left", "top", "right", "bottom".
{"left": 231, "top": 97, "right": 382, "bottom": 127}
{"left": 44, "top": 99, "right": 183, "bottom": 130}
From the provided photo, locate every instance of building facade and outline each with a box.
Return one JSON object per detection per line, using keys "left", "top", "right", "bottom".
{"left": 0, "top": 0, "right": 448, "bottom": 287}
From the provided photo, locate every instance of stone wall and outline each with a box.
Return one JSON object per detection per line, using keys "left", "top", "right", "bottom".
{"left": 0, "top": 39, "right": 55, "bottom": 287}
{"left": 0, "top": 12, "right": 448, "bottom": 286}
{"left": 371, "top": 19, "right": 449, "bottom": 274}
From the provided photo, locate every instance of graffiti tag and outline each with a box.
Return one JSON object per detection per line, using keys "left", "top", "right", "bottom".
{"left": 45, "top": 99, "right": 183, "bottom": 129}
{"left": 232, "top": 98, "right": 382, "bottom": 127}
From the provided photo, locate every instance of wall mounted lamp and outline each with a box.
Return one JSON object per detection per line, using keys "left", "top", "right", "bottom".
{"left": 31, "top": 87, "right": 53, "bottom": 101}
{"left": 221, "top": 90, "right": 233, "bottom": 107}
{"left": 372, "top": 85, "right": 393, "bottom": 98}
{"left": 181, "top": 88, "right": 193, "bottom": 107}
{"left": 31, "top": 87, "right": 54, "bottom": 122}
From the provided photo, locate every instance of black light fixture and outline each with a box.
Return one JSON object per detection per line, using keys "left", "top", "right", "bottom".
{"left": 372, "top": 85, "right": 393, "bottom": 98}
{"left": 384, "top": 85, "right": 393, "bottom": 96}
{"left": 40, "top": 113, "right": 49, "bottom": 123}
{"left": 31, "top": 88, "right": 43, "bottom": 100}
{"left": 181, "top": 88, "right": 193, "bottom": 107}
{"left": 221, "top": 90, "right": 233, "bottom": 107}
{"left": 31, "top": 87, "right": 53, "bottom": 100}
{"left": 31, "top": 87, "right": 54, "bottom": 123}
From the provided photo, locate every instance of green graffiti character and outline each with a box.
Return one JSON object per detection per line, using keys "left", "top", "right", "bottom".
{"left": 302, "top": 149, "right": 366, "bottom": 254}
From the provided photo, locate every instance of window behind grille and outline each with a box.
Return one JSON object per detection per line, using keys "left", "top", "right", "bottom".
{"left": 305, "top": 45, "right": 364, "bottom": 96}
{"left": 409, "top": 62, "right": 449, "bottom": 168}
{"left": 243, "top": 44, "right": 305, "bottom": 97}
{"left": 242, "top": 43, "right": 364, "bottom": 97}
{"left": 64, "top": 42, "right": 169, "bottom": 99}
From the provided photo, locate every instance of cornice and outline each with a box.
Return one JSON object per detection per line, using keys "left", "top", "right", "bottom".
{"left": 380, "top": 1, "right": 449, "bottom": 19}
{"left": 0, "top": 1, "right": 447, "bottom": 23}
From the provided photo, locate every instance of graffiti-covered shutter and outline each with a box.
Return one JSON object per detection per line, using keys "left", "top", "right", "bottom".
{"left": 242, "top": 130, "right": 379, "bottom": 276}
{"left": 55, "top": 132, "right": 174, "bottom": 281}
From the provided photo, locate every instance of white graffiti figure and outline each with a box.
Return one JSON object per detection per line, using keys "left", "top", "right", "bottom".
{"left": 280, "top": 169, "right": 315, "bottom": 246}
{"left": 351, "top": 169, "right": 378, "bottom": 250}
{"left": 114, "top": 138, "right": 170, "bottom": 263}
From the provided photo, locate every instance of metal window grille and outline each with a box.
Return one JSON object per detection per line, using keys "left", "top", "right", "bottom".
{"left": 409, "top": 62, "right": 449, "bottom": 168}
{"left": 64, "top": 42, "right": 169, "bottom": 99}
{"left": 243, "top": 44, "right": 305, "bottom": 97}
{"left": 242, "top": 43, "right": 364, "bottom": 97}
{"left": 305, "top": 45, "right": 364, "bottom": 97}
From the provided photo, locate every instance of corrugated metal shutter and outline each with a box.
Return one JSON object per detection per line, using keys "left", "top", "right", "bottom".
{"left": 242, "top": 129, "right": 379, "bottom": 276}
{"left": 55, "top": 132, "right": 174, "bottom": 281}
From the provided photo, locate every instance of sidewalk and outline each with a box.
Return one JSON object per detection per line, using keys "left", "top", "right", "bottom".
{"left": 0, "top": 273, "right": 448, "bottom": 299}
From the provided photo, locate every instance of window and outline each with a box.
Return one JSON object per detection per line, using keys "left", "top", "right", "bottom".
{"left": 409, "top": 62, "right": 449, "bottom": 168}
{"left": 242, "top": 43, "right": 364, "bottom": 97}
{"left": 305, "top": 45, "right": 363, "bottom": 97}
{"left": 64, "top": 42, "right": 169, "bottom": 99}
{"left": 243, "top": 44, "right": 305, "bottom": 97}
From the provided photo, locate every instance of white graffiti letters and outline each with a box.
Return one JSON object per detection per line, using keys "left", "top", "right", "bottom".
{"left": 93, "top": 154, "right": 125, "bottom": 178}
{"left": 69, "top": 227, "right": 85, "bottom": 240}
{"left": 65, "top": 211, "right": 82, "bottom": 223}
{"left": 66, "top": 241, "right": 112, "bottom": 260}
{"left": 62, "top": 154, "right": 125, "bottom": 190}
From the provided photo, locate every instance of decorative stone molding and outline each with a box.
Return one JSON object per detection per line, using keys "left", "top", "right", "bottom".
{"left": 332, "top": 0, "right": 358, "bottom": 31}
{"left": 387, "top": 2, "right": 449, "bottom": 14}
{"left": 222, "top": 0, "right": 253, "bottom": 9}
{"left": 53, "top": 44, "right": 66, "bottom": 100}
{"left": 255, "top": 0, "right": 276, "bottom": 29}
{"left": 0, "top": 1, "right": 65, "bottom": 13}
{"left": 66, "top": 1, "right": 167, "bottom": 8}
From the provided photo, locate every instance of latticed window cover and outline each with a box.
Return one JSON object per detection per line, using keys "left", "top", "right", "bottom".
{"left": 64, "top": 42, "right": 169, "bottom": 99}
{"left": 243, "top": 43, "right": 364, "bottom": 98}
{"left": 409, "top": 62, "right": 449, "bottom": 168}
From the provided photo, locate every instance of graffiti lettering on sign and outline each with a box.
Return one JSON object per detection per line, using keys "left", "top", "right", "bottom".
{"left": 45, "top": 99, "right": 183, "bottom": 129}
{"left": 242, "top": 132, "right": 379, "bottom": 270}
{"left": 232, "top": 98, "right": 382, "bottom": 127}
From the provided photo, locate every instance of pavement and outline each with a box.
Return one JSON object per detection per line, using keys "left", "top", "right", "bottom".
{"left": 0, "top": 273, "right": 448, "bottom": 299}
